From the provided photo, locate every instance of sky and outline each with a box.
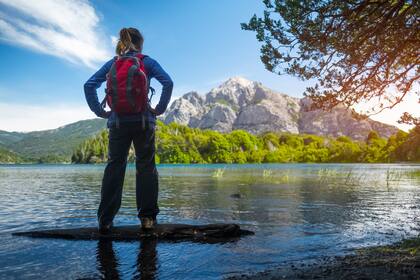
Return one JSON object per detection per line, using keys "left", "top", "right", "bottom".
{"left": 0, "top": 0, "right": 417, "bottom": 132}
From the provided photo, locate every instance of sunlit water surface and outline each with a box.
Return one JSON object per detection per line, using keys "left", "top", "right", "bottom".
{"left": 0, "top": 163, "right": 419, "bottom": 279}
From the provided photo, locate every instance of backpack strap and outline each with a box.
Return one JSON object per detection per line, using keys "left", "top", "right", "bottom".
{"left": 135, "top": 53, "right": 146, "bottom": 60}
{"left": 134, "top": 53, "right": 155, "bottom": 103}
{"left": 126, "top": 65, "right": 137, "bottom": 109}
{"left": 149, "top": 87, "right": 155, "bottom": 103}
{"left": 135, "top": 54, "right": 147, "bottom": 71}
{"left": 102, "top": 56, "right": 118, "bottom": 109}
{"left": 124, "top": 54, "right": 148, "bottom": 110}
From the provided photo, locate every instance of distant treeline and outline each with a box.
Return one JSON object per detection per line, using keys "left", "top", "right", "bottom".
{"left": 0, "top": 148, "right": 69, "bottom": 164}
{"left": 71, "top": 121, "right": 420, "bottom": 164}
{"left": 0, "top": 147, "right": 22, "bottom": 163}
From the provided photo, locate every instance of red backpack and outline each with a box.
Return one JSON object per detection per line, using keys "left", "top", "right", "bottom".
{"left": 104, "top": 53, "right": 148, "bottom": 114}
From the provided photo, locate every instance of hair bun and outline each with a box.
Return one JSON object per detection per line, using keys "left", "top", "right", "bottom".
{"left": 116, "top": 27, "right": 143, "bottom": 56}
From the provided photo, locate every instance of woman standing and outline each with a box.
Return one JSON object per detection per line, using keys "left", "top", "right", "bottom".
{"left": 84, "top": 27, "right": 173, "bottom": 233}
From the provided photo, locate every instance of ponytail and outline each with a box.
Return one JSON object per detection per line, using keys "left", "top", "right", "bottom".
{"left": 115, "top": 27, "right": 144, "bottom": 56}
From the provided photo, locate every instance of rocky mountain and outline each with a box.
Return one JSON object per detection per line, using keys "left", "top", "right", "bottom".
{"left": 0, "top": 118, "right": 107, "bottom": 160}
{"left": 160, "top": 77, "right": 399, "bottom": 140}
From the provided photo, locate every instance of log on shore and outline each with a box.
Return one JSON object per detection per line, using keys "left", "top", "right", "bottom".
{"left": 13, "top": 223, "right": 254, "bottom": 243}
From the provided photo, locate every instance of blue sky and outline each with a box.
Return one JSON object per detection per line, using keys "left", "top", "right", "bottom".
{"left": 0, "top": 0, "right": 416, "bottom": 131}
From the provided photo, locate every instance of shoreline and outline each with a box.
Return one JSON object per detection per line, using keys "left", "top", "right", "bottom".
{"left": 1, "top": 162, "right": 420, "bottom": 165}
{"left": 228, "top": 236, "right": 420, "bottom": 280}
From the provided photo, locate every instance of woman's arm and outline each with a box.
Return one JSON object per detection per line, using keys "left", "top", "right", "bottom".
{"left": 84, "top": 58, "right": 114, "bottom": 118}
{"left": 145, "top": 57, "right": 173, "bottom": 115}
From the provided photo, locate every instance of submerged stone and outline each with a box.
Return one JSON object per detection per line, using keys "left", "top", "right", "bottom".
{"left": 13, "top": 223, "right": 254, "bottom": 243}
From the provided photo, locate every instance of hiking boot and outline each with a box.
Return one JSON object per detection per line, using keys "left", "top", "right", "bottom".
{"left": 140, "top": 217, "right": 156, "bottom": 230}
{"left": 98, "top": 222, "right": 113, "bottom": 235}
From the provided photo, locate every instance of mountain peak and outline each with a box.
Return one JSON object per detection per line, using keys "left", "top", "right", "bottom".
{"left": 182, "top": 91, "right": 201, "bottom": 99}
{"left": 221, "top": 76, "right": 254, "bottom": 88}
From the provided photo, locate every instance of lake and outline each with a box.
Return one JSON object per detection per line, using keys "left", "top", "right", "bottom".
{"left": 0, "top": 163, "right": 419, "bottom": 279}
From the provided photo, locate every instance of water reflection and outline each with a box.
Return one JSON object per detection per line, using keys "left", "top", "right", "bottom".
{"left": 96, "top": 240, "right": 120, "bottom": 279}
{"left": 96, "top": 238, "right": 158, "bottom": 280}
{"left": 135, "top": 239, "right": 158, "bottom": 280}
{"left": 1, "top": 164, "right": 419, "bottom": 279}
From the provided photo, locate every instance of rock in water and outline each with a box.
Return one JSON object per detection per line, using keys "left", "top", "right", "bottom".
{"left": 13, "top": 223, "right": 254, "bottom": 243}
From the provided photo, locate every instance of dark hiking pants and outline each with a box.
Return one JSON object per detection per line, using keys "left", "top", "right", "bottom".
{"left": 97, "top": 122, "right": 159, "bottom": 226}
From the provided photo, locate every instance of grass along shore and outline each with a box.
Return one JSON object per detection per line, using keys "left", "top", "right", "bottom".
{"left": 229, "top": 236, "right": 420, "bottom": 280}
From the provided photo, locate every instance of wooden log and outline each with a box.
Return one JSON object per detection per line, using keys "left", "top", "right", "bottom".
{"left": 13, "top": 223, "right": 254, "bottom": 243}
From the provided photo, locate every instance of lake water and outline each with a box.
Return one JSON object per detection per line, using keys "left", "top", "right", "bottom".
{"left": 0, "top": 163, "right": 419, "bottom": 279}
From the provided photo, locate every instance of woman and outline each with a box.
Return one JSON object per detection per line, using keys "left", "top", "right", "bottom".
{"left": 84, "top": 27, "right": 173, "bottom": 233}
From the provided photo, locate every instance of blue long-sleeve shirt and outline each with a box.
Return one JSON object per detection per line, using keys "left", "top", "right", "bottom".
{"left": 84, "top": 51, "right": 173, "bottom": 128}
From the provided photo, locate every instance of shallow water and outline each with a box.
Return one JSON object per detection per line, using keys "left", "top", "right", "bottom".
{"left": 0, "top": 163, "right": 419, "bottom": 279}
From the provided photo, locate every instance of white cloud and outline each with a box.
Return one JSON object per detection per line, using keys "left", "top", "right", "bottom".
{"left": 110, "top": 35, "right": 118, "bottom": 46}
{"left": 0, "top": 102, "right": 96, "bottom": 132}
{"left": 0, "top": 0, "right": 112, "bottom": 68}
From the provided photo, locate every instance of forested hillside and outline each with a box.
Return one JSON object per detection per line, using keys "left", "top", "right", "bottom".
{"left": 0, "top": 146, "right": 21, "bottom": 163}
{"left": 72, "top": 121, "right": 419, "bottom": 164}
{"left": 0, "top": 119, "right": 107, "bottom": 162}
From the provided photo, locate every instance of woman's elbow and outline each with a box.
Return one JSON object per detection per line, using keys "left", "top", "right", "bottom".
{"left": 165, "top": 78, "right": 174, "bottom": 90}
{"left": 84, "top": 80, "right": 96, "bottom": 94}
{"left": 84, "top": 82, "right": 91, "bottom": 91}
